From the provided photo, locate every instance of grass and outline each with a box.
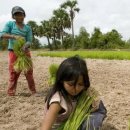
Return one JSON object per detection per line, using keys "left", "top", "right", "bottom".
{"left": 37, "top": 50, "right": 130, "bottom": 60}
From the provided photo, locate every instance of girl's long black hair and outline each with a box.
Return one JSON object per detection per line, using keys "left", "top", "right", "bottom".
{"left": 46, "top": 55, "right": 90, "bottom": 109}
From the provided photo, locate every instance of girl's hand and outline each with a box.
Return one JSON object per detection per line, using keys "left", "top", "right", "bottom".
{"left": 1, "top": 34, "right": 24, "bottom": 40}
{"left": 21, "top": 43, "right": 30, "bottom": 52}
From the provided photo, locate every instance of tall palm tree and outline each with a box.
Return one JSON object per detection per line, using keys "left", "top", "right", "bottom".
{"left": 49, "top": 17, "right": 58, "bottom": 49}
{"left": 61, "top": 0, "right": 80, "bottom": 49}
{"left": 53, "top": 8, "right": 71, "bottom": 46}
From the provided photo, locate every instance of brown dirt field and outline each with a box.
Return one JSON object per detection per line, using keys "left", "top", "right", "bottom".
{"left": 0, "top": 51, "right": 130, "bottom": 130}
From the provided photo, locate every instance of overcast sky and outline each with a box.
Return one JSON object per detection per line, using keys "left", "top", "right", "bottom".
{"left": 1, "top": 0, "right": 130, "bottom": 43}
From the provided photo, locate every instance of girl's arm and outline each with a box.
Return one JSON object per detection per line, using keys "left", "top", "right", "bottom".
{"left": 0, "top": 21, "right": 20, "bottom": 40}
{"left": 1, "top": 34, "right": 19, "bottom": 39}
{"left": 0, "top": 21, "right": 23, "bottom": 40}
{"left": 41, "top": 102, "right": 62, "bottom": 130}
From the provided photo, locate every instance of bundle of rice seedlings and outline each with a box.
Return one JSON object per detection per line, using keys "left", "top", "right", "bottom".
{"left": 48, "top": 64, "right": 59, "bottom": 85}
{"left": 13, "top": 37, "right": 32, "bottom": 73}
{"left": 58, "top": 91, "right": 95, "bottom": 130}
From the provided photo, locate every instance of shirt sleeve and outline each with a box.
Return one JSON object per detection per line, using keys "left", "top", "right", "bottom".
{"left": 26, "top": 25, "right": 33, "bottom": 44}
{"left": 49, "top": 92, "right": 68, "bottom": 112}
{"left": 49, "top": 92, "right": 61, "bottom": 105}
{"left": 0, "top": 21, "right": 12, "bottom": 38}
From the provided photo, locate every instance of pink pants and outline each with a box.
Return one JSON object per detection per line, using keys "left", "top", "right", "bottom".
{"left": 8, "top": 51, "right": 36, "bottom": 95}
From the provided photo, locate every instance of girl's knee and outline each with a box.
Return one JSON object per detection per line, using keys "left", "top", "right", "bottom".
{"left": 89, "top": 113, "right": 105, "bottom": 129}
{"left": 79, "top": 113, "right": 105, "bottom": 130}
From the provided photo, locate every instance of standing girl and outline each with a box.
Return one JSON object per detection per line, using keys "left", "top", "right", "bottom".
{"left": 0, "top": 6, "right": 36, "bottom": 96}
{"left": 41, "top": 56, "right": 107, "bottom": 130}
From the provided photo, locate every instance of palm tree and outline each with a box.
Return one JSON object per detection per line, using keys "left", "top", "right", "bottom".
{"left": 39, "top": 20, "right": 53, "bottom": 50}
{"left": 27, "top": 20, "right": 40, "bottom": 48}
{"left": 53, "top": 8, "right": 71, "bottom": 46}
{"left": 49, "top": 17, "right": 58, "bottom": 49}
{"left": 61, "top": 0, "right": 80, "bottom": 49}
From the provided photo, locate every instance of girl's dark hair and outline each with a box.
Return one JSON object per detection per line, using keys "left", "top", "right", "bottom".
{"left": 46, "top": 55, "right": 90, "bottom": 108}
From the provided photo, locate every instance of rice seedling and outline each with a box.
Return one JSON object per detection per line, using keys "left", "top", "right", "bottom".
{"left": 48, "top": 64, "right": 59, "bottom": 85}
{"left": 58, "top": 91, "right": 95, "bottom": 130}
{"left": 13, "top": 38, "right": 32, "bottom": 73}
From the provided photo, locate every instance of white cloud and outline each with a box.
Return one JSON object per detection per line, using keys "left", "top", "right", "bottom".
{"left": 0, "top": 14, "right": 10, "bottom": 22}
{"left": 1, "top": 0, "right": 130, "bottom": 42}
{"left": 0, "top": 14, "right": 11, "bottom": 30}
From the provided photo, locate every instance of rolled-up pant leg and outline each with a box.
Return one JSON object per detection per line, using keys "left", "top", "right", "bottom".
{"left": 8, "top": 51, "right": 36, "bottom": 95}
{"left": 8, "top": 51, "right": 21, "bottom": 95}
{"left": 24, "top": 68, "right": 36, "bottom": 93}
{"left": 24, "top": 52, "right": 36, "bottom": 94}
{"left": 79, "top": 100, "right": 107, "bottom": 130}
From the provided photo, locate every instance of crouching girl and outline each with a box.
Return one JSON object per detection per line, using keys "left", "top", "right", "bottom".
{"left": 41, "top": 56, "right": 107, "bottom": 130}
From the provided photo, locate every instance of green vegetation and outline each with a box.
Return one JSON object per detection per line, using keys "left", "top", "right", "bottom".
{"left": 37, "top": 50, "right": 130, "bottom": 60}
{"left": 13, "top": 38, "right": 32, "bottom": 72}
{"left": 58, "top": 91, "right": 95, "bottom": 130}
{"left": 26, "top": 0, "right": 130, "bottom": 50}
{"left": 1, "top": 0, "right": 130, "bottom": 50}
{"left": 48, "top": 64, "right": 59, "bottom": 85}
{"left": 61, "top": 0, "right": 80, "bottom": 49}
{"left": 0, "top": 39, "right": 8, "bottom": 50}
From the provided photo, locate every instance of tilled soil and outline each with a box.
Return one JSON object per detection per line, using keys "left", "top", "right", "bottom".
{"left": 0, "top": 51, "right": 130, "bottom": 130}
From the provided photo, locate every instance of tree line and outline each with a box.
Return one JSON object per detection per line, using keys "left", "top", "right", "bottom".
{"left": 0, "top": 0, "right": 130, "bottom": 50}
{"left": 27, "top": 0, "right": 130, "bottom": 50}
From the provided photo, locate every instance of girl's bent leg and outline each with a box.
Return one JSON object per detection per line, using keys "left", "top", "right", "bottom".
{"left": 79, "top": 101, "right": 107, "bottom": 130}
